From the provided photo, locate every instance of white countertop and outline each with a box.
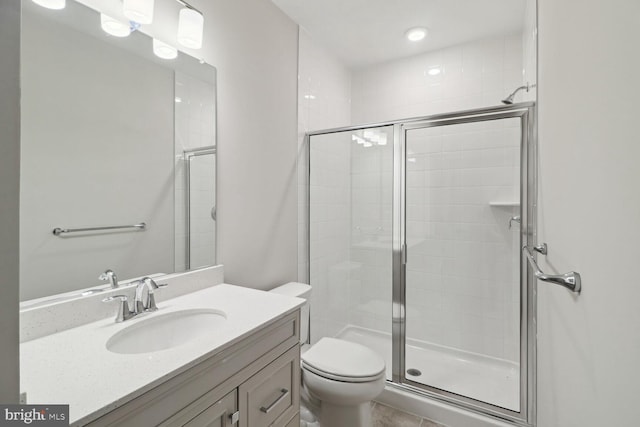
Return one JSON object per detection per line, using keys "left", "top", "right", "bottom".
{"left": 20, "top": 284, "right": 304, "bottom": 425}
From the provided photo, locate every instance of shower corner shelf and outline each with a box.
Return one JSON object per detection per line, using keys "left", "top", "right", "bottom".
{"left": 489, "top": 201, "right": 520, "bottom": 207}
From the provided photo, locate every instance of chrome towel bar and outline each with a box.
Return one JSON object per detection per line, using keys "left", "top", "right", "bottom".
{"left": 523, "top": 243, "right": 581, "bottom": 293}
{"left": 53, "top": 222, "right": 146, "bottom": 236}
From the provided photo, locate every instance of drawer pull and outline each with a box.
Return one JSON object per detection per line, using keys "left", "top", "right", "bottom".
{"left": 259, "top": 388, "right": 289, "bottom": 414}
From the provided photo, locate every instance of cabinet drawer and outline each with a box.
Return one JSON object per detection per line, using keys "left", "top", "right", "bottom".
{"left": 239, "top": 345, "right": 300, "bottom": 427}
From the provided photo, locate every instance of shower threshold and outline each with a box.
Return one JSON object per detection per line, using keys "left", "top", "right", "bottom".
{"left": 336, "top": 325, "right": 519, "bottom": 411}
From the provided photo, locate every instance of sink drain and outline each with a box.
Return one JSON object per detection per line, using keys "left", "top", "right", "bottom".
{"left": 406, "top": 368, "right": 422, "bottom": 377}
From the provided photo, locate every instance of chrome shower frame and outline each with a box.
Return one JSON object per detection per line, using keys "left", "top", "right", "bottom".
{"left": 183, "top": 145, "right": 216, "bottom": 270}
{"left": 305, "top": 102, "right": 537, "bottom": 426}
{"left": 392, "top": 103, "right": 537, "bottom": 426}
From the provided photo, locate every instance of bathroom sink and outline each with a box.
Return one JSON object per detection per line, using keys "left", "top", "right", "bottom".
{"left": 106, "top": 308, "right": 227, "bottom": 354}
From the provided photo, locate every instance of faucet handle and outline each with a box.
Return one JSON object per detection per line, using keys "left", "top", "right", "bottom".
{"left": 102, "top": 295, "right": 133, "bottom": 323}
{"left": 134, "top": 278, "right": 168, "bottom": 313}
{"left": 145, "top": 283, "right": 168, "bottom": 312}
{"left": 140, "top": 277, "right": 168, "bottom": 290}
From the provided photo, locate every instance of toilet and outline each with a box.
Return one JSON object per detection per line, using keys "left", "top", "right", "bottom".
{"left": 270, "top": 282, "right": 386, "bottom": 427}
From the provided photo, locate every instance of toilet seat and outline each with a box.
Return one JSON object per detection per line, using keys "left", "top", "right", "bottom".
{"left": 301, "top": 338, "right": 385, "bottom": 383}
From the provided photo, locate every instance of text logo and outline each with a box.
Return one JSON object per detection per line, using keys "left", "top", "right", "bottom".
{"left": 0, "top": 405, "right": 68, "bottom": 426}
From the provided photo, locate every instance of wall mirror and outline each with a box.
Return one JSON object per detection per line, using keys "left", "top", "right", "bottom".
{"left": 20, "top": 0, "right": 217, "bottom": 304}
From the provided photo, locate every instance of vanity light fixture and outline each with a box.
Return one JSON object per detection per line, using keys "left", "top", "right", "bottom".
{"left": 405, "top": 27, "right": 427, "bottom": 42}
{"left": 123, "top": 0, "right": 155, "bottom": 25}
{"left": 177, "top": 2, "right": 204, "bottom": 50}
{"left": 32, "top": 0, "right": 65, "bottom": 10}
{"left": 153, "top": 38, "right": 178, "bottom": 60}
{"left": 34, "top": 0, "right": 207, "bottom": 59}
{"left": 100, "top": 14, "right": 132, "bottom": 38}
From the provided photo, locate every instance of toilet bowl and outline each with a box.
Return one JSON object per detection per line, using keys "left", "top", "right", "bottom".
{"left": 270, "top": 283, "right": 386, "bottom": 427}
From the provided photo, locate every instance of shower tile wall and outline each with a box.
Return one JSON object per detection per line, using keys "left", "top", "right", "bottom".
{"left": 187, "top": 155, "right": 216, "bottom": 269}
{"left": 404, "top": 121, "right": 521, "bottom": 361}
{"left": 174, "top": 71, "right": 216, "bottom": 272}
{"left": 301, "top": 29, "right": 530, "bottom": 359}
{"left": 309, "top": 136, "right": 352, "bottom": 342}
{"left": 347, "top": 34, "right": 524, "bottom": 361}
{"left": 348, "top": 138, "right": 394, "bottom": 334}
{"left": 351, "top": 34, "right": 524, "bottom": 124}
{"left": 297, "top": 28, "right": 352, "bottom": 342}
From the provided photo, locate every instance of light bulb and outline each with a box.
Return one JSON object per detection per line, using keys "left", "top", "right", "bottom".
{"left": 123, "top": 0, "right": 154, "bottom": 25}
{"left": 153, "top": 39, "right": 178, "bottom": 60}
{"left": 32, "top": 0, "right": 65, "bottom": 10}
{"left": 100, "top": 14, "right": 131, "bottom": 38}
{"left": 177, "top": 8, "right": 204, "bottom": 49}
{"left": 406, "top": 27, "right": 428, "bottom": 42}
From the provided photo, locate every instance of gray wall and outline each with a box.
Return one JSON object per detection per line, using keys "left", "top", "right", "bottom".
{"left": 0, "top": 0, "right": 21, "bottom": 403}
{"left": 197, "top": 0, "right": 299, "bottom": 290}
{"left": 20, "top": 10, "right": 175, "bottom": 300}
{"left": 537, "top": 0, "right": 640, "bottom": 425}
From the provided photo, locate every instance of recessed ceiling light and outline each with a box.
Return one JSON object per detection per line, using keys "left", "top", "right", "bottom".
{"left": 427, "top": 68, "right": 441, "bottom": 76}
{"left": 406, "top": 27, "right": 427, "bottom": 42}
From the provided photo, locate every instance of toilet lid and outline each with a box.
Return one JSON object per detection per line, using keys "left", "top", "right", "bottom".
{"left": 301, "top": 338, "right": 385, "bottom": 382}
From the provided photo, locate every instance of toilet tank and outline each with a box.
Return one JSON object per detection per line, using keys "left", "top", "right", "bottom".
{"left": 269, "top": 282, "right": 311, "bottom": 344}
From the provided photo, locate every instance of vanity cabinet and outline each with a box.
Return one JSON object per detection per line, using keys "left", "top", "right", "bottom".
{"left": 83, "top": 311, "right": 300, "bottom": 427}
{"left": 239, "top": 346, "right": 299, "bottom": 427}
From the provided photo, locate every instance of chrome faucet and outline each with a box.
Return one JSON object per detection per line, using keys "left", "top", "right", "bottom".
{"left": 102, "top": 295, "right": 134, "bottom": 323}
{"left": 134, "top": 277, "right": 168, "bottom": 314}
{"left": 99, "top": 269, "right": 119, "bottom": 288}
{"left": 102, "top": 277, "right": 168, "bottom": 323}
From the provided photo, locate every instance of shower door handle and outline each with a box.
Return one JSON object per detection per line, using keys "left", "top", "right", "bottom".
{"left": 523, "top": 244, "right": 582, "bottom": 293}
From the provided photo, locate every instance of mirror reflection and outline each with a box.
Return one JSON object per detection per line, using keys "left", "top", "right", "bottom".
{"left": 20, "top": 0, "right": 217, "bottom": 303}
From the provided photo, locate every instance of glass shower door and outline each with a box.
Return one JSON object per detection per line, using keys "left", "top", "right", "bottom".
{"left": 308, "top": 125, "right": 394, "bottom": 378}
{"left": 185, "top": 148, "right": 216, "bottom": 269}
{"left": 400, "top": 114, "right": 527, "bottom": 413}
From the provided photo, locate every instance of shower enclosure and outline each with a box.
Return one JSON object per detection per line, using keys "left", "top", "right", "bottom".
{"left": 181, "top": 146, "right": 217, "bottom": 270}
{"left": 307, "top": 103, "right": 536, "bottom": 425}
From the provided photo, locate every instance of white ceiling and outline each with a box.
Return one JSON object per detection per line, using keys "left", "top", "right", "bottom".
{"left": 272, "top": 0, "right": 527, "bottom": 69}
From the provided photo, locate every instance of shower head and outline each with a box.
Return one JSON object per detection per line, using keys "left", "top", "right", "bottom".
{"left": 501, "top": 83, "right": 535, "bottom": 105}
{"left": 501, "top": 94, "right": 516, "bottom": 105}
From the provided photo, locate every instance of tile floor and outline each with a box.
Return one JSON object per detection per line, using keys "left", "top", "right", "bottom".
{"left": 372, "top": 402, "right": 448, "bottom": 427}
